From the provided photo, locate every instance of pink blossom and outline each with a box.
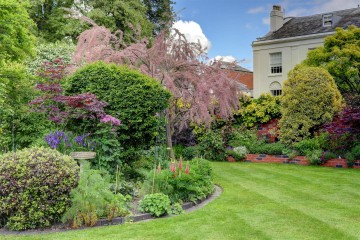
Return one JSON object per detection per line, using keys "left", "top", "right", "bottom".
{"left": 178, "top": 157, "right": 183, "bottom": 170}
{"left": 100, "top": 115, "right": 121, "bottom": 126}
{"left": 170, "top": 161, "right": 176, "bottom": 173}
{"left": 185, "top": 161, "right": 190, "bottom": 174}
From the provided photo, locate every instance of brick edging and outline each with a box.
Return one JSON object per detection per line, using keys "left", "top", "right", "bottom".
{"left": 244, "top": 154, "right": 360, "bottom": 169}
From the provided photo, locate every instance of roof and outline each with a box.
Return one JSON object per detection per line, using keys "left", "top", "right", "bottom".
{"left": 213, "top": 60, "right": 253, "bottom": 90}
{"left": 257, "top": 7, "right": 360, "bottom": 41}
{"left": 216, "top": 61, "right": 252, "bottom": 73}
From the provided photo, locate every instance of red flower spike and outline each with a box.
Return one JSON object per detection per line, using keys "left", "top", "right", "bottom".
{"left": 185, "top": 161, "right": 190, "bottom": 174}
{"left": 178, "top": 156, "right": 183, "bottom": 170}
{"left": 170, "top": 161, "right": 176, "bottom": 173}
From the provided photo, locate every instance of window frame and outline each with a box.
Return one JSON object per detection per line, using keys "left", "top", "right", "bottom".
{"left": 270, "top": 52, "right": 282, "bottom": 74}
{"left": 323, "top": 14, "right": 333, "bottom": 27}
{"left": 270, "top": 89, "right": 282, "bottom": 96}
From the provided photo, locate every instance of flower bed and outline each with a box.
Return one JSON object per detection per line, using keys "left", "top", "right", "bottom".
{"left": 244, "top": 154, "right": 360, "bottom": 169}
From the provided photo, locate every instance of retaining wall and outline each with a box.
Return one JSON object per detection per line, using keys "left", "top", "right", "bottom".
{"left": 244, "top": 154, "right": 360, "bottom": 169}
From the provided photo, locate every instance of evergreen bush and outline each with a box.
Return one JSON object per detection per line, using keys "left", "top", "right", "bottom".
{"left": 0, "top": 147, "right": 79, "bottom": 230}
{"left": 65, "top": 62, "right": 171, "bottom": 166}
{"left": 279, "top": 65, "right": 343, "bottom": 145}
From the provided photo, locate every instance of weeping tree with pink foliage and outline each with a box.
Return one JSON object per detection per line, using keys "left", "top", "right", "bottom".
{"left": 69, "top": 20, "right": 242, "bottom": 158}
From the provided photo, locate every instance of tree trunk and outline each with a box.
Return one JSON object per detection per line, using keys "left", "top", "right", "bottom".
{"left": 165, "top": 109, "right": 175, "bottom": 160}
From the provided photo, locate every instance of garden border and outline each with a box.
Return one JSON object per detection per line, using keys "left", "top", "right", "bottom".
{"left": 244, "top": 154, "right": 360, "bottom": 169}
{"left": 0, "top": 185, "right": 222, "bottom": 235}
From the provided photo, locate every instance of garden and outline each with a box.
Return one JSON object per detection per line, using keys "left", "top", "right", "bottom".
{"left": 1, "top": 0, "right": 360, "bottom": 238}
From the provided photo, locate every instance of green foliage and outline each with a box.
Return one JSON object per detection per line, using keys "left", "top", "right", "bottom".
{"left": 65, "top": 61, "right": 171, "bottom": 164}
{"left": 138, "top": 193, "right": 171, "bottom": 217}
{"left": 168, "top": 202, "right": 184, "bottom": 215}
{"left": 0, "top": 147, "right": 79, "bottom": 230}
{"left": 0, "top": 0, "right": 36, "bottom": 64}
{"left": 305, "top": 149, "right": 323, "bottom": 165}
{"left": 143, "top": 0, "right": 175, "bottom": 34}
{"left": 345, "top": 145, "right": 360, "bottom": 167}
{"left": 92, "top": 124, "right": 123, "bottom": 174}
{"left": 28, "top": 0, "right": 87, "bottom": 42}
{"left": 237, "top": 94, "right": 281, "bottom": 127}
{"left": 350, "top": 145, "right": 360, "bottom": 160}
{"left": 0, "top": 63, "right": 53, "bottom": 153}
{"left": 182, "top": 145, "right": 201, "bottom": 160}
{"left": 249, "top": 142, "right": 286, "bottom": 155}
{"left": 226, "top": 146, "right": 248, "bottom": 161}
{"left": 293, "top": 133, "right": 330, "bottom": 155}
{"left": 27, "top": 42, "right": 75, "bottom": 74}
{"left": 88, "top": 0, "right": 154, "bottom": 44}
{"left": 321, "top": 151, "right": 337, "bottom": 161}
{"left": 303, "top": 25, "right": 360, "bottom": 94}
{"left": 228, "top": 128, "right": 262, "bottom": 149}
{"left": 279, "top": 65, "right": 343, "bottom": 145}
{"left": 62, "top": 160, "right": 131, "bottom": 228}
{"left": 142, "top": 158, "right": 214, "bottom": 203}
{"left": 198, "top": 130, "right": 226, "bottom": 161}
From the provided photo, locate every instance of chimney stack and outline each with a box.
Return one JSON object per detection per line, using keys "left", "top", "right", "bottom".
{"left": 270, "top": 5, "right": 284, "bottom": 32}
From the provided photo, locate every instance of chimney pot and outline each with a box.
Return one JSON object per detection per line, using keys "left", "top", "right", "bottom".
{"left": 270, "top": 5, "right": 284, "bottom": 32}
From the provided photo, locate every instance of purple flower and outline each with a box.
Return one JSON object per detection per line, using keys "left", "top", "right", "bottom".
{"left": 100, "top": 115, "right": 121, "bottom": 126}
{"left": 44, "top": 130, "right": 66, "bottom": 149}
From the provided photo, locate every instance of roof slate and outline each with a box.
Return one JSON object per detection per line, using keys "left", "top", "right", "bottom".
{"left": 257, "top": 7, "right": 360, "bottom": 41}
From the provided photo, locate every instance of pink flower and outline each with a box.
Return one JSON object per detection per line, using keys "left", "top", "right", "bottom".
{"left": 170, "top": 161, "right": 176, "bottom": 173}
{"left": 185, "top": 161, "right": 190, "bottom": 174}
{"left": 178, "top": 157, "right": 183, "bottom": 170}
{"left": 100, "top": 115, "right": 121, "bottom": 126}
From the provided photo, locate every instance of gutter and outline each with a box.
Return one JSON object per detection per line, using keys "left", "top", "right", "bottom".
{"left": 252, "top": 31, "right": 335, "bottom": 47}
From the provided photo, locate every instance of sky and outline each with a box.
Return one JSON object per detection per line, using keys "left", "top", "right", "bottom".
{"left": 173, "top": 0, "right": 360, "bottom": 70}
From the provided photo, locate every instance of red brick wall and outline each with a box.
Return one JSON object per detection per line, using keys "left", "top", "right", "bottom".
{"left": 225, "top": 70, "right": 253, "bottom": 89}
{"left": 244, "top": 154, "right": 360, "bottom": 169}
{"left": 257, "top": 118, "right": 279, "bottom": 143}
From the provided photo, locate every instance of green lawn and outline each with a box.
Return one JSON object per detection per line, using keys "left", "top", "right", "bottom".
{"left": 3, "top": 162, "right": 360, "bottom": 240}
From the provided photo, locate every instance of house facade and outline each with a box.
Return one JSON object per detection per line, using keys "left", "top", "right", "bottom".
{"left": 252, "top": 5, "right": 360, "bottom": 98}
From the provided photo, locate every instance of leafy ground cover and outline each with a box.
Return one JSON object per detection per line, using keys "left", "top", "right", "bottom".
{"left": 3, "top": 162, "right": 360, "bottom": 240}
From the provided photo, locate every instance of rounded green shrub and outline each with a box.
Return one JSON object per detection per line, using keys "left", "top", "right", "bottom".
{"left": 0, "top": 147, "right": 79, "bottom": 230}
{"left": 65, "top": 61, "right": 171, "bottom": 164}
{"left": 279, "top": 65, "right": 343, "bottom": 145}
{"left": 138, "top": 193, "right": 171, "bottom": 217}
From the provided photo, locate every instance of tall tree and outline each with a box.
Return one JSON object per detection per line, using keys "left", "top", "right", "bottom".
{"left": 143, "top": 0, "right": 175, "bottom": 34}
{"left": 70, "top": 22, "right": 241, "bottom": 157}
{"left": 87, "top": 0, "right": 154, "bottom": 43}
{"left": 0, "top": 0, "right": 36, "bottom": 64}
{"left": 28, "top": 0, "right": 85, "bottom": 42}
{"left": 303, "top": 25, "right": 360, "bottom": 95}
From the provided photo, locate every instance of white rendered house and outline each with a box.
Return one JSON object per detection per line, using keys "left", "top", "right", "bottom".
{"left": 252, "top": 5, "right": 360, "bottom": 98}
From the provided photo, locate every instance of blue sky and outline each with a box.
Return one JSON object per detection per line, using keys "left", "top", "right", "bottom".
{"left": 173, "top": 0, "right": 360, "bottom": 70}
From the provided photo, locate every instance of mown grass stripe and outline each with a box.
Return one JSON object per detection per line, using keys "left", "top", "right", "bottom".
{"left": 230, "top": 163, "right": 360, "bottom": 204}
{"left": 215, "top": 162, "right": 360, "bottom": 239}
{"left": 3, "top": 162, "right": 360, "bottom": 240}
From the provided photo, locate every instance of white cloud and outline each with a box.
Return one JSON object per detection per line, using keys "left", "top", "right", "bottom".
{"left": 214, "top": 55, "right": 237, "bottom": 63}
{"left": 285, "top": 0, "right": 360, "bottom": 16}
{"left": 247, "top": 6, "right": 265, "bottom": 14}
{"left": 312, "top": 0, "right": 359, "bottom": 13}
{"left": 172, "top": 20, "right": 211, "bottom": 52}
{"left": 262, "top": 17, "right": 270, "bottom": 25}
